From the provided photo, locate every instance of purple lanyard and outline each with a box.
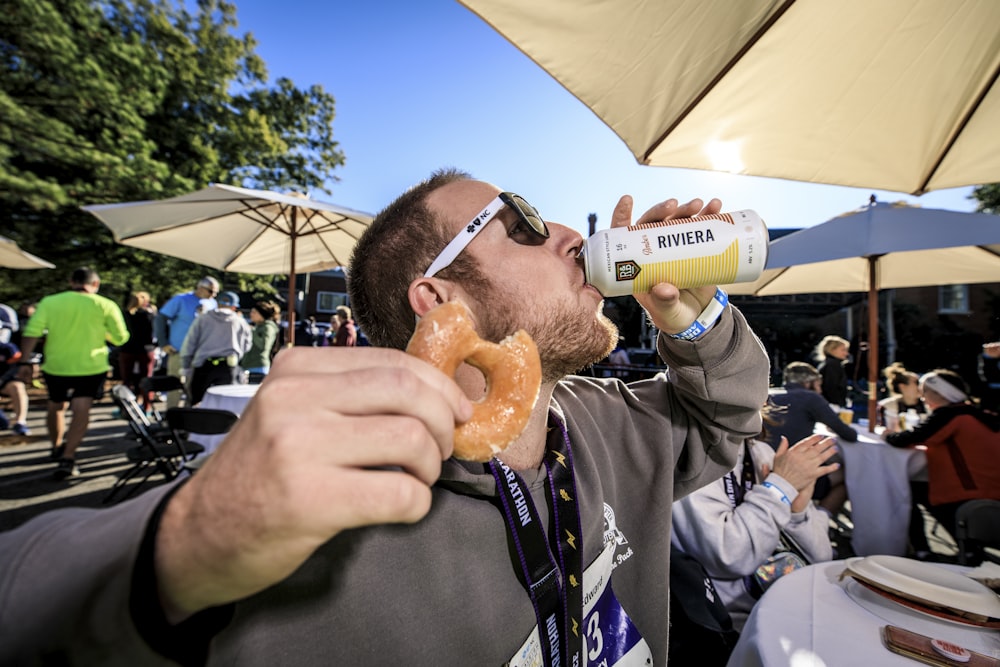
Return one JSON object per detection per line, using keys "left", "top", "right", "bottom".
{"left": 723, "top": 440, "right": 756, "bottom": 507}
{"left": 488, "top": 413, "right": 583, "bottom": 667}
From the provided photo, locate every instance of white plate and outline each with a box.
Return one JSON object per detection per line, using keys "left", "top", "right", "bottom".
{"left": 844, "top": 555, "right": 1000, "bottom": 620}
{"left": 842, "top": 578, "right": 1000, "bottom": 660}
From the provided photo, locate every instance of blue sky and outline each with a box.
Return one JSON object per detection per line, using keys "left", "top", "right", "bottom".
{"left": 230, "top": 0, "right": 979, "bottom": 237}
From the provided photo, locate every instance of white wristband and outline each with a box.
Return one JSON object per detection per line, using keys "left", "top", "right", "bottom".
{"left": 668, "top": 288, "right": 728, "bottom": 341}
{"left": 761, "top": 480, "right": 792, "bottom": 506}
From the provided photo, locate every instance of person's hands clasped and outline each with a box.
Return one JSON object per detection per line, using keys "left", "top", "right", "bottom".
{"left": 155, "top": 346, "right": 473, "bottom": 622}
{"left": 762, "top": 435, "right": 839, "bottom": 512}
{"left": 608, "top": 195, "right": 723, "bottom": 333}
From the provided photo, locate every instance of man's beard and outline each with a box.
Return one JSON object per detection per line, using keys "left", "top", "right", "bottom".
{"left": 475, "top": 282, "right": 619, "bottom": 384}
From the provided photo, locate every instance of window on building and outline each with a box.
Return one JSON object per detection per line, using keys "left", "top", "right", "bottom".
{"left": 938, "top": 285, "right": 970, "bottom": 314}
{"left": 316, "top": 291, "right": 348, "bottom": 313}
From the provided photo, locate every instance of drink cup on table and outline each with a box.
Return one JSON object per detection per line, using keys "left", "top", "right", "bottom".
{"left": 883, "top": 406, "right": 898, "bottom": 431}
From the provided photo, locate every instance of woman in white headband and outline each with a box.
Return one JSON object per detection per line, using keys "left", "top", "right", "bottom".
{"left": 884, "top": 369, "right": 1000, "bottom": 562}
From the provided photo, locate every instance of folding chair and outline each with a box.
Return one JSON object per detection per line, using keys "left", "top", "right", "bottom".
{"left": 103, "top": 384, "right": 204, "bottom": 504}
{"left": 955, "top": 499, "right": 1000, "bottom": 565}
{"left": 165, "top": 407, "right": 239, "bottom": 473}
{"left": 139, "top": 375, "right": 187, "bottom": 418}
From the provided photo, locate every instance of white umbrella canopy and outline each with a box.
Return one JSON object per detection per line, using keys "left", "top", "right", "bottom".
{"left": 0, "top": 234, "right": 55, "bottom": 269}
{"left": 460, "top": 0, "right": 1000, "bottom": 195}
{"left": 722, "top": 200, "right": 1000, "bottom": 427}
{"left": 83, "top": 184, "right": 374, "bottom": 344}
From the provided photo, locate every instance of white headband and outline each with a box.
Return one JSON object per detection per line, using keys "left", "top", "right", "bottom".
{"left": 921, "top": 373, "right": 968, "bottom": 404}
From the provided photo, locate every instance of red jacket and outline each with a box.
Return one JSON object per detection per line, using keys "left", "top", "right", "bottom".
{"left": 887, "top": 404, "right": 1000, "bottom": 506}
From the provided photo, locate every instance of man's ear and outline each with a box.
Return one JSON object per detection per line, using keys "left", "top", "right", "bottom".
{"left": 408, "top": 277, "right": 454, "bottom": 318}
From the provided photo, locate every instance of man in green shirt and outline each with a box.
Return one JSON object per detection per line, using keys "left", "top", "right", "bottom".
{"left": 18, "top": 267, "right": 129, "bottom": 479}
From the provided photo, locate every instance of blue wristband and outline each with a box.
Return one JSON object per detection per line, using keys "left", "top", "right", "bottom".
{"left": 761, "top": 480, "right": 792, "bottom": 505}
{"left": 668, "top": 287, "right": 729, "bottom": 341}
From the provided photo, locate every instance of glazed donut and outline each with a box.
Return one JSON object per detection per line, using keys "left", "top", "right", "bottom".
{"left": 406, "top": 300, "right": 541, "bottom": 462}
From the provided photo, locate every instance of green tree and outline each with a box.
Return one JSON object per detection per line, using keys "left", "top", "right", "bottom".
{"left": 0, "top": 0, "right": 345, "bottom": 308}
{"left": 972, "top": 183, "right": 1000, "bottom": 214}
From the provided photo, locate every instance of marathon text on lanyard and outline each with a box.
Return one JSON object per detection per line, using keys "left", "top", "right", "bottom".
{"left": 489, "top": 414, "right": 584, "bottom": 667}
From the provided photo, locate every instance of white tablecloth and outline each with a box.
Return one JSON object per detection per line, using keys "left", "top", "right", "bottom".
{"left": 189, "top": 383, "right": 259, "bottom": 455}
{"left": 823, "top": 424, "right": 928, "bottom": 556}
{"left": 728, "top": 561, "right": 1000, "bottom": 666}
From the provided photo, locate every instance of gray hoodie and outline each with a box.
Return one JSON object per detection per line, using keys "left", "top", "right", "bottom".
{"left": 180, "top": 308, "right": 253, "bottom": 370}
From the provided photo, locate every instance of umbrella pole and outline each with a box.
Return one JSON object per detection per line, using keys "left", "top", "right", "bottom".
{"left": 287, "top": 207, "right": 298, "bottom": 347}
{"left": 867, "top": 258, "right": 878, "bottom": 431}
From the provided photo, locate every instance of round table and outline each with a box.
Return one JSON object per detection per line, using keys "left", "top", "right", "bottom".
{"left": 728, "top": 560, "right": 1000, "bottom": 666}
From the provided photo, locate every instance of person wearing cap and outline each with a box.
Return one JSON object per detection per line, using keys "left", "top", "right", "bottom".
{"left": 155, "top": 276, "right": 220, "bottom": 408}
{"left": 180, "top": 291, "right": 252, "bottom": 404}
{"left": 885, "top": 368, "right": 1000, "bottom": 558}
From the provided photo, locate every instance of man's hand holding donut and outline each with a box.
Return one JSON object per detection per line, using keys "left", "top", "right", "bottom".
{"left": 608, "top": 195, "right": 724, "bottom": 333}
{"left": 155, "top": 347, "right": 472, "bottom": 623}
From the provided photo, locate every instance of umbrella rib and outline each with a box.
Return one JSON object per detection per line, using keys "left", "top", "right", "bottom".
{"left": 295, "top": 210, "right": 359, "bottom": 268}
{"left": 113, "top": 199, "right": 282, "bottom": 242}
{"left": 642, "top": 0, "right": 798, "bottom": 163}
{"left": 915, "top": 57, "right": 1000, "bottom": 195}
{"left": 295, "top": 210, "right": 364, "bottom": 239}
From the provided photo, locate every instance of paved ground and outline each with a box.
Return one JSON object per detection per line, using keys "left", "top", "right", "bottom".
{"left": 0, "top": 388, "right": 172, "bottom": 532}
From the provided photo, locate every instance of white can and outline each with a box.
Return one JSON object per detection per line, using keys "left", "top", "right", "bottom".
{"left": 581, "top": 209, "right": 768, "bottom": 296}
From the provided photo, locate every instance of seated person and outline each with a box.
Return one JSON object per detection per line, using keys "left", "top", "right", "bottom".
{"left": 671, "top": 430, "right": 836, "bottom": 636}
{"left": 878, "top": 362, "right": 927, "bottom": 432}
{"left": 766, "top": 361, "right": 855, "bottom": 516}
{"left": 885, "top": 369, "right": 1000, "bottom": 556}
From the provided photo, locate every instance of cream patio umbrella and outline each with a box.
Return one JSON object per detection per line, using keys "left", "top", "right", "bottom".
{"left": 0, "top": 234, "right": 55, "bottom": 269}
{"left": 722, "top": 200, "right": 1000, "bottom": 428}
{"left": 83, "top": 184, "right": 374, "bottom": 345}
{"left": 459, "top": 0, "right": 1000, "bottom": 195}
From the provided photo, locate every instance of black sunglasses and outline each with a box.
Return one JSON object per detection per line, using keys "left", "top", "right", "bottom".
{"left": 423, "top": 191, "right": 550, "bottom": 277}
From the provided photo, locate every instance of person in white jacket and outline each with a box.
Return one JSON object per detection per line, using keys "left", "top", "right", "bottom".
{"left": 671, "top": 432, "right": 838, "bottom": 633}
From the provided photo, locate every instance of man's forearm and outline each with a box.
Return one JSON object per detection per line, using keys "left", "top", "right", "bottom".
{"left": 18, "top": 337, "right": 38, "bottom": 360}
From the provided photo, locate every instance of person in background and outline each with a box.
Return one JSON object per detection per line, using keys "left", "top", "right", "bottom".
{"left": 10, "top": 301, "right": 35, "bottom": 351}
{"left": 323, "top": 313, "right": 341, "bottom": 346}
{"left": 602, "top": 336, "right": 631, "bottom": 378}
{"left": 766, "top": 361, "right": 854, "bottom": 518}
{"left": 671, "top": 427, "right": 836, "bottom": 656}
{"left": 295, "top": 316, "right": 320, "bottom": 346}
{"left": 0, "top": 304, "right": 30, "bottom": 435}
{"left": 17, "top": 267, "right": 129, "bottom": 479}
{"left": 978, "top": 341, "right": 1000, "bottom": 414}
{"left": 180, "top": 291, "right": 253, "bottom": 404}
{"left": 154, "top": 276, "right": 219, "bottom": 408}
{"left": 331, "top": 305, "right": 357, "bottom": 347}
{"left": 814, "top": 335, "right": 851, "bottom": 408}
{"left": 241, "top": 300, "right": 281, "bottom": 383}
{"left": 118, "top": 291, "right": 158, "bottom": 412}
{"left": 878, "top": 362, "right": 927, "bottom": 433}
{"left": 11, "top": 301, "right": 40, "bottom": 388}
{"left": 885, "top": 369, "right": 1000, "bottom": 559}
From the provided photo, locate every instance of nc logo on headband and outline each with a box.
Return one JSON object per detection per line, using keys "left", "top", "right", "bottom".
{"left": 465, "top": 207, "right": 494, "bottom": 234}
